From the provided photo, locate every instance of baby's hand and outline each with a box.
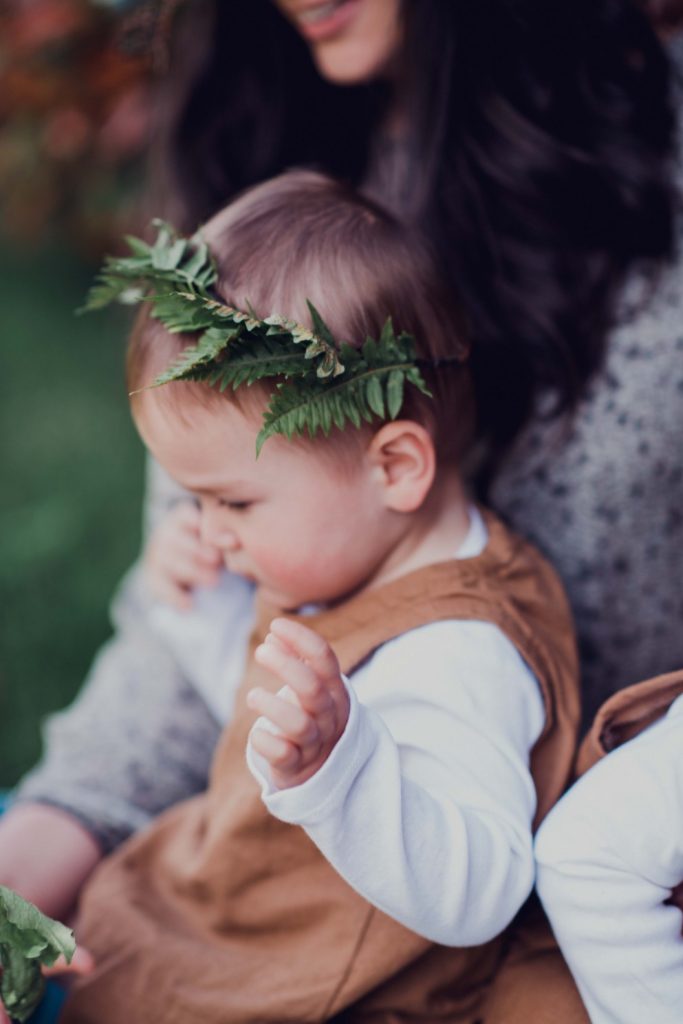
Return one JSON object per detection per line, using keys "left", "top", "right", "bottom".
{"left": 143, "top": 501, "right": 222, "bottom": 610}
{"left": 248, "top": 618, "right": 350, "bottom": 790}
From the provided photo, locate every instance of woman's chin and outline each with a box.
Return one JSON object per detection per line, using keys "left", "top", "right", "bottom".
{"left": 292, "top": 0, "right": 401, "bottom": 86}
{"left": 311, "top": 40, "right": 391, "bottom": 84}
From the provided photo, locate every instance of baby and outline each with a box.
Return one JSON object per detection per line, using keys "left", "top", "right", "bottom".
{"left": 58, "top": 170, "right": 579, "bottom": 1024}
{"left": 536, "top": 668, "right": 683, "bottom": 1024}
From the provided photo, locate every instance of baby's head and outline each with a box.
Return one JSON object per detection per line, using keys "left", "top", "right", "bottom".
{"left": 129, "top": 171, "right": 473, "bottom": 609}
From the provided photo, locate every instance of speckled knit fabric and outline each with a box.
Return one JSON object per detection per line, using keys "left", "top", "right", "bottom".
{"left": 490, "top": 238, "right": 683, "bottom": 725}
{"left": 491, "top": 39, "right": 683, "bottom": 723}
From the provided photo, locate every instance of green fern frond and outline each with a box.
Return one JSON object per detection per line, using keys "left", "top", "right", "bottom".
{"left": 148, "top": 327, "right": 240, "bottom": 389}
{"left": 256, "top": 351, "right": 431, "bottom": 456}
{"left": 79, "top": 222, "right": 217, "bottom": 314}
{"left": 84, "top": 222, "right": 448, "bottom": 454}
{"left": 234, "top": 300, "right": 344, "bottom": 377}
{"left": 193, "top": 338, "right": 311, "bottom": 391}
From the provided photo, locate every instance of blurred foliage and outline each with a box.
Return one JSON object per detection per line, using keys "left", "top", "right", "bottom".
{"left": 0, "top": 240, "right": 145, "bottom": 784}
{"left": 0, "top": 0, "right": 165, "bottom": 245}
{"left": 0, "top": 1, "right": 165, "bottom": 781}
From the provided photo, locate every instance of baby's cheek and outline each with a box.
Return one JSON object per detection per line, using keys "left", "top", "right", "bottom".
{"left": 251, "top": 539, "right": 306, "bottom": 582}
{"left": 254, "top": 540, "right": 334, "bottom": 596}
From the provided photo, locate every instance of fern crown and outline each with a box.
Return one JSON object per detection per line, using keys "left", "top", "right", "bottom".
{"left": 82, "top": 220, "right": 440, "bottom": 454}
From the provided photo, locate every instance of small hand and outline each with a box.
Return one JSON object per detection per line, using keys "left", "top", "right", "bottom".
{"left": 248, "top": 618, "right": 350, "bottom": 790}
{"left": 143, "top": 501, "right": 222, "bottom": 610}
{"left": 0, "top": 947, "right": 94, "bottom": 1024}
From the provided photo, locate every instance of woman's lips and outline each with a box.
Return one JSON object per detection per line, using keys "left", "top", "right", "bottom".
{"left": 289, "top": 0, "right": 361, "bottom": 42}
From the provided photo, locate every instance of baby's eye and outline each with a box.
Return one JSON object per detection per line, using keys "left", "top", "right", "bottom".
{"left": 218, "top": 499, "right": 252, "bottom": 512}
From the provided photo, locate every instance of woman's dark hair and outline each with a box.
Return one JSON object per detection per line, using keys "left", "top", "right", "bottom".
{"left": 153, "top": 0, "right": 678, "bottom": 480}
{"left": 640, "top": 0, "right": 683, "bottom": 33}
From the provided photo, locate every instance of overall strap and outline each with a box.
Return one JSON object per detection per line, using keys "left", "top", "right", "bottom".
{"left": 577, "top": 667, "right": 683, "bottom": 775}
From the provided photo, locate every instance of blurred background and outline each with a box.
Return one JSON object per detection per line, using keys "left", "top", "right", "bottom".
{"left": 0, "top": 0, "right": 160, "bottom": 784}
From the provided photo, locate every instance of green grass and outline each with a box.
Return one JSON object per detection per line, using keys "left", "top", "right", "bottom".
{"left": 0, "top": 240, "right": 144, "bottom": 785}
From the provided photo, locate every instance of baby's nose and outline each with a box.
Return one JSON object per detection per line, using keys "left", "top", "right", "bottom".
{"left": 219, "top": 529, "right": 241, "bottom": 552}
{"left": 200, "top": 505, "right": 240, "bottom": 552}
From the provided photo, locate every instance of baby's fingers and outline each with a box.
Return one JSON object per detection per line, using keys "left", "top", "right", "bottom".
{"left": 247, "top": 687, "right": 319, "bottom": 746}
{"left": 171, "top": 530, "right": 223, "bottom": 572}
{"left": 268, "top": 619, "right": 342, "bottom": 683}
{"left": 176, "top": 552, "right": 222, "bottom": 588}
{"left": 254, "top": 639, "right": 333, "bottom": 715}
{"left": 250, "top": 725, "right": 301, "bottom": 773}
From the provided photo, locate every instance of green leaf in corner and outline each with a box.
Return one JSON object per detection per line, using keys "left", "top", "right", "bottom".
{"left": 0, "top": 886, "right": 75, "bottom": 1023}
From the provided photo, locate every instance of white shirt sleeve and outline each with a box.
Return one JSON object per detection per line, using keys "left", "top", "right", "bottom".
{"left": 535, "top": 695, "right": 683, "bottom": 1024}
{"left": 247, "top": 619, "right": 545, "bottom": 947}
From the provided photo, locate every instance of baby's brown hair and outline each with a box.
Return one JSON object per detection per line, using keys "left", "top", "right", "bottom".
{"left": 128, "top": 170, "right": 474, "bottom": 463}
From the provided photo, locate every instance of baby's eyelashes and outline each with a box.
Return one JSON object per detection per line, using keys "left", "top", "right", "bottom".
{"left": 216, "top": 498, "right": 254, "bottom": 512}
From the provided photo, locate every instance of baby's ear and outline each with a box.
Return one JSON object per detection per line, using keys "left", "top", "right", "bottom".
{"left": 367, "top": 421, "right": 436, "bottom": 513}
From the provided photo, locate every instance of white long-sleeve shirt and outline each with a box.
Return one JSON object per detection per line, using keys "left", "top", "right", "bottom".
{"left": 151, "top": 507, "right": 546, "bottom": 947}
{"left": 535, "top": 694, "right": 683, "bottom": 1024}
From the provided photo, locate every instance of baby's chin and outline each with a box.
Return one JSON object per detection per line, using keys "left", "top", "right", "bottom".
{"left": 224, "top": 569, "right": 301, "bottom": 610}
{"left": 256, "top": 579, "right": 368, "bottom": 614}
{"left": 256, "top": 584, "right": 318, "bottom": 613}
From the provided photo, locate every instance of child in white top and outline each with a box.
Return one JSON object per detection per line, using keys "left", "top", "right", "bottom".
{"left": 536, "top": 686, "right": 683, "bottom": 1023}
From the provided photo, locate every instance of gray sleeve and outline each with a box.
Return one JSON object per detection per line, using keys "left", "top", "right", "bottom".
{"left": 14, "top": 459, "right": 221, "bottom": 853}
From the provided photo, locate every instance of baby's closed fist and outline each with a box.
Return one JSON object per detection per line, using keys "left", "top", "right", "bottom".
{"left": 248, "top": 618, "right": 350, "bottom": 790}
{"left": 143, "top": 500, "right": 222, "bottom": 610}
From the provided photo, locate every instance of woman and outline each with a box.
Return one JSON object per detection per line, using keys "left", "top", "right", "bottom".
{"left": 2, "top": 0, "right": 681, "bottom": 1009}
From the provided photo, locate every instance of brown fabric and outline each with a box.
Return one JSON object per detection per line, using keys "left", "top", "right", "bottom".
{"left": 481, "top": 900, "right": 588, "bottom": 1024}
{"left": 667, "top": 883, "right": 683, "bottom": 921}
{"left": 62, "top": 510, "right": 579, "bottom": 1024}
{"left": 576, "top": 667, "right": 683, "bottom": 775}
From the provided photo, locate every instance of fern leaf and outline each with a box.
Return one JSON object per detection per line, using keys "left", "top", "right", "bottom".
{"left": 79, "top": 276, "right": 132, "bottom": 312}
{"left": 150, "top": 327, "right": 240, "bottom": 388}
{"left": 123, "top": 234, "right": 150, "bottom": 255}
{"left": 150, "top": 293, "right": 219, "bottom": 333}
{"left": 405, "top": 365, "right": 433, "bottom": 399}
{"left": 202, "top": 341, "right": 311, "bottom": 391}
{"left": 366, "top": 375, "right": 385, "bottom": 418}
{"left": 387, "top": 370, "right": 405, "bottom": 419}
